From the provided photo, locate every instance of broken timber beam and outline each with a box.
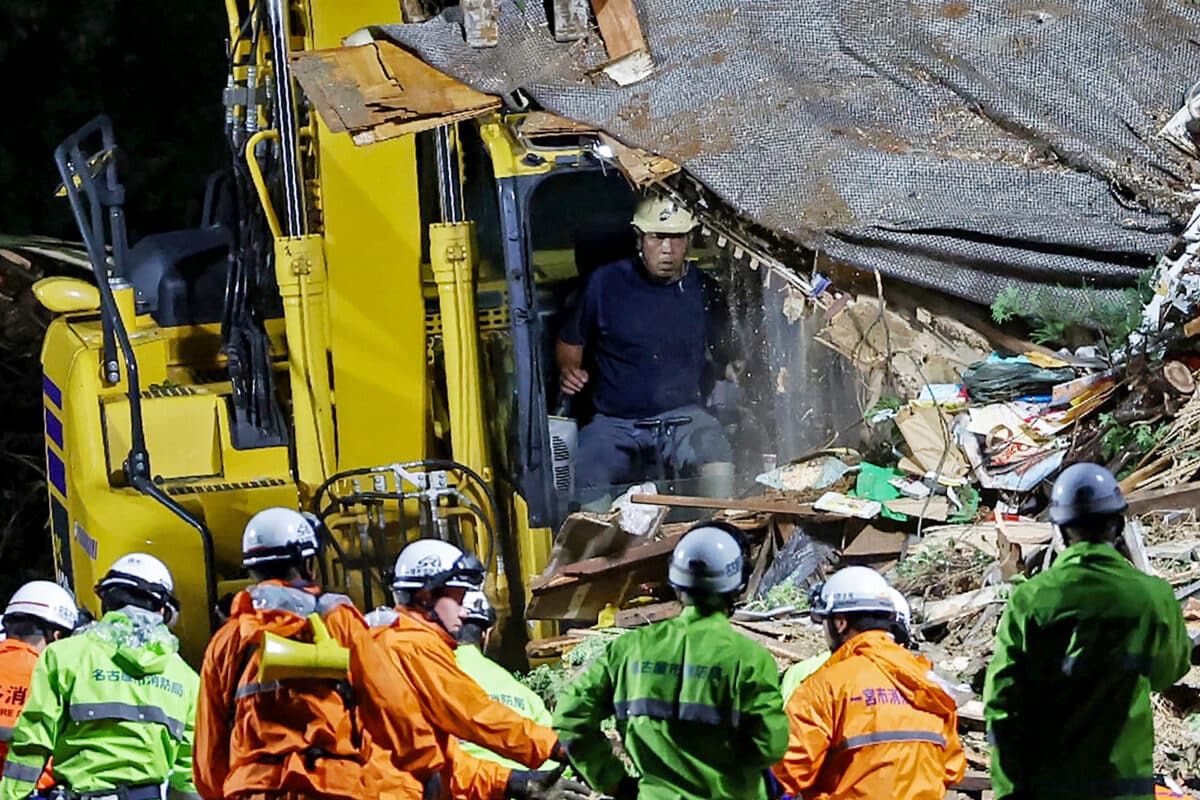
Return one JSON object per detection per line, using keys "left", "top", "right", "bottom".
{"left": 1126, "top": 482, "right": 1200, "bottom": 516}
{"left": 630, "top": 493, "right": 847, "bottom": 521}
{"left": 590, "top": 0, "right": 653, "bottom": 85}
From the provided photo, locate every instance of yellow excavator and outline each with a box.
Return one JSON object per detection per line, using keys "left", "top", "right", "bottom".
{"left": 34, "top": 0, "right": 783, "bottom": 665}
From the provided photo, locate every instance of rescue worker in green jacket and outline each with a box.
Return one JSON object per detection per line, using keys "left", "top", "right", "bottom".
{"left": 553, "top": 521, "right": 789, "bottom": 800}
{"left": 0, "top": 553, "right": 201, "bottom": 800}
{"left": 984, "top": 463, "right": 1191, "bottom": 800}
{"left": 454, "top": 591, "right": 557, "bottom": 770}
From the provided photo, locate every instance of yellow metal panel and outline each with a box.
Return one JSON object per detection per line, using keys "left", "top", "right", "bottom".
{"left": 102, "top": 393, "right": 223, "bottom": 480}
{"left": 308, "top": 0, "right": 427, "bottom": 471}
{"left": 275, "top": 234, "right": 336, "bottom": 484}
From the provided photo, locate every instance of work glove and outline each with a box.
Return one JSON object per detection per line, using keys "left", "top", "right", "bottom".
{"left": 506, "top": 766, "right": 593, "bottom": 800}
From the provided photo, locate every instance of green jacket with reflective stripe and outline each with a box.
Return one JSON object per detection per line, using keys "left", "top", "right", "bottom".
{"left": 553, "top": 605, "right": 788, "bottom": 800}
{"left": 455, "top": 644, "right": 556, "bottom": 770}
{"left": 0, "top": 609, "right": 200, "bottom": 800}
{"left": 984, "top": 542, "right": 1191, "bottom": 800}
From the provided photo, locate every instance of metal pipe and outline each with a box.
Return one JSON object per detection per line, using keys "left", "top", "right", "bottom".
{"left": 266, "top": 0, "right": 305, "bottom": 235}
{"left": 435, "top": 125, "right": 464, "bottom": 224}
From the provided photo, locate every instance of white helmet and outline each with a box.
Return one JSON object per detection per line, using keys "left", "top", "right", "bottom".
{"left": 95, "top": 553, "right": 180, "bottom": 628}
{"left": 631, "top": 195, "right": 698, "bottom": 235}
{"left": 392, "top": 539, "right": 484, "bottom": 594}
{"left": 809, "top": 566, "right": 895, "bottom": 621}
{"left": 4, "top": 581, "right": 78, "bottom": 632}
{"left": 242, "top": 507, "right": 319, "bottom": 567}
{"left": 462, "top": 590, "right": 497, "bottom": 629}
{"left": 668, "top": 523, "right": 745, "bottom": 595}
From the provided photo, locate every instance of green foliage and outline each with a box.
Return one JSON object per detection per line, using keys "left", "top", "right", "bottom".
{"left": 744, "top": 581, "right": 811, "bottom": 613}
{"left": 988, "top": 276, "right": 1154, "bottom": 348}
{"left": 990, "top": 286, "right": 1023, "bottom": 324}
{"left": 520, "top": 630, "right": 628, "bottom": 709}
{"left": 1098, "top": 412, "right": 1169, "bottom": 471}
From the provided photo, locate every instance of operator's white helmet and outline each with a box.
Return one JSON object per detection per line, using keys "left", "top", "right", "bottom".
{"left": 392, "top": 539, "right": 484, "bottom": 594}
{"left": 242, "top": 507, "right": 319, "bottom": 567}
{"left": 631, "top": 195, "right": 698, "bottom": 235}
{"left": 4, "top": 580, "right": 78, "bottom": 632}
{"left": 668, "top": 523, "right": 745, "bottom": 595}
{"left": 809, "top": 566, "right": 895, "bottom": 621}
{"left": 95, "top": 553, "right": 180, "bottom": 627}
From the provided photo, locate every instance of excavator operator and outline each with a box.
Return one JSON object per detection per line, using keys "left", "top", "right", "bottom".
{"left": 556, "top": 194, "right": 736, "bottom": 506}
{"left": 193, "top": 507, "right": 373, "bottom": 800}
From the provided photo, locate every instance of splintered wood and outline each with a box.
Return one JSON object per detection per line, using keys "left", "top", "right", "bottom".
{"left": 591, "top": 0, "right": 653, "bottom": 85}
{"left": 290, "top": 42, "right": 500, "bottom": 144}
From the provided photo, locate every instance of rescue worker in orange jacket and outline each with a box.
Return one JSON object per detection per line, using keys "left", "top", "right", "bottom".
{"left": 0, "top": 581, "right": 77, "bottom": 792}
{"left": 194, "top": 508, "right": 373, "bottom": 800}
{"left": 774, "top": 566, "right": 966, "bottom": 799}
{"left": 355, "top": 539, "right": 587, "bottom": 800}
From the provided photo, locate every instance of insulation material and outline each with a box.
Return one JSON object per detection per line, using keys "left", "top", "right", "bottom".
{"left": 373, "top": 1, "right": 1200, "bottom": 304}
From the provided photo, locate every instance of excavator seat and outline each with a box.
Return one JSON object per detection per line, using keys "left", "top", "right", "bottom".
{"left": 126, "top": 227, "right": 232, "bottom": 327}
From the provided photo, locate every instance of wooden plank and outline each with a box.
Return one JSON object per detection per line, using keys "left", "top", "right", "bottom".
{"left": 1126, "top": 481, "right": 1200, "bottom": 516}
{"left": 590, "top": 0, "right": 646, "bottom": 58}
{"left": 290, "top": 43, "right": 500, "bottom": 142}
{"left": 614, "top": 601, "right": 682, "bottom": 628}
{"left": 630, "top": 493, "right": 846, "bottom": 520}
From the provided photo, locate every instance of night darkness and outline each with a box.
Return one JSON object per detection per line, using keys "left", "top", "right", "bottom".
{"left": 0, "top": 2, "right": 227, "bottom": 598}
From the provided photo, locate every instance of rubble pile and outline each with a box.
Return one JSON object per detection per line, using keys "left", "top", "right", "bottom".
{"left": 520, "top": 192, "right": 1200, "bottom": 793}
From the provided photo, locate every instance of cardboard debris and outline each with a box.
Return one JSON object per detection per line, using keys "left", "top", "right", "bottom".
{"left": 994, "top": 516, "right": 1054, "bottom": 579}
{"left": 291, "top": 41, "right": 501, "bottom": 144}
{"left": 885, "top": 497, "right": 951, "bottom": 522}
{"left": 895, "top": 404, "right": 970, "bottom": 481}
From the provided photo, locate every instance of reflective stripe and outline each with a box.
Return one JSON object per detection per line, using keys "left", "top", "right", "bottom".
{"left": 234, "top": 680, "right": 284, "bottom": 700}
{"left": 68, "top": 702, "right": 186, "bottom": 741}
{"left": 613, "top": 698, "right": 738, "bottom": 728}
{"left": 2, "top": 759, "right": 43, "bottom": 783}
{"left": 1061, "top": 652, "right": 1152, "bottom": 677}
{"left": 0, "top": 725, "right": 12, "bottom": 742}
{"left": 1039, "top": 777, "right": 1156, "bottom": 796}
{"left": 834, "top": 730, "right": 947, "bottom": 752}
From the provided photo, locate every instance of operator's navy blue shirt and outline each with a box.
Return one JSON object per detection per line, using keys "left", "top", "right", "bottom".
{"left": 559, "top": 258, "right": 728, "bottom": 419}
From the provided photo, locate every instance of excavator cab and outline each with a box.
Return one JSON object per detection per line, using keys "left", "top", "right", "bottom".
{"left": 35, "top": 0, "right": 846, "bottom": 666}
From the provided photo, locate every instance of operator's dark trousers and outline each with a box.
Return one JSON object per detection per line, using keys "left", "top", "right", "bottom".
{"left": 574, "top": 404, "right": 732, "bottom": 495}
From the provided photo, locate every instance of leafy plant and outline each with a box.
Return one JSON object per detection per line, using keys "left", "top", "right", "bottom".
{"left": 1098, "top": 412, "right": 1169, "bottom": 466}
{"left": 989, "top": 277, "right": 1154, "bottom": 349}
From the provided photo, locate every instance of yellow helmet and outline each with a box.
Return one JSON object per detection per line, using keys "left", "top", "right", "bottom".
{"left": 631, "top": 195, "right": 697, "bottom": 235}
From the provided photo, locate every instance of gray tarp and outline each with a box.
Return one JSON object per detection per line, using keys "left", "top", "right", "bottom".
{"left": 376, "top": 1, "right": 1200, "bottom": 305}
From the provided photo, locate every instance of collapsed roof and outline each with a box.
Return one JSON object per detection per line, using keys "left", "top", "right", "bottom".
{"left": 362, "top": 0, "right": 1200, "bottom": 305}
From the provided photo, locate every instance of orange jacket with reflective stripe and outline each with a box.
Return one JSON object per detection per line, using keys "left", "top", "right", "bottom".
{"left": 774, "top": 630, "right": 966, "bottom": 800}
{"left": 193, "top": 581, "right": 373, "bottom": 800}
{"left": 0, "top": 640, "right": 53, "bottom": 791}
{"left": 354, "top": 608, "right": 557, "bottom": 800}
